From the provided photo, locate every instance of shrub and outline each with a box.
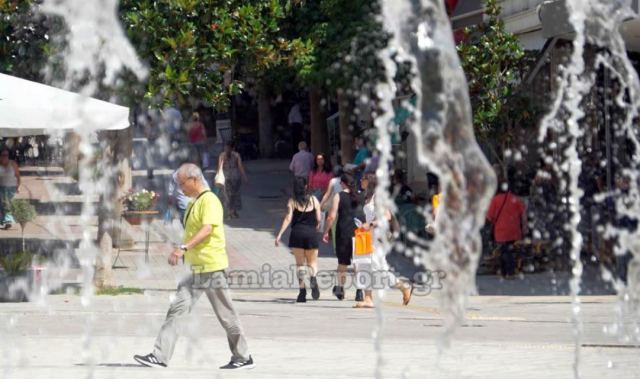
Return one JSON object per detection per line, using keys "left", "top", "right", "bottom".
{"left": 8, "top": 199, "right": 37, "bottom": 252}
{"left": 0, "top": 250, "right": 33, "bottom": 276}
{"left": 9, "top": 199, "right": 36, "bottom": 227}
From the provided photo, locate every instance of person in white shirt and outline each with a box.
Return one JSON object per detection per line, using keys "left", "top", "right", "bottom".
{"left": 288, "top": 102, "right": 303, "bottom": 153}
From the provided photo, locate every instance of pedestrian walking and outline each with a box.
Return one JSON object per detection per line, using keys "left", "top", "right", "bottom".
{"left": 288, "top": 101, "right": 304, "bottom": 153}
{"left": 351, "top": 136, "right": 370, "bottom": 190}
{"left": 486, "top": 175, "right": 527, "bottom": 279}
{"left": 138, "top": 113, "right": 161, "bottom": 179}
{"left": 134, "top": 163, "right": 254, "bottom": 370}
{"left": 308, "top": 153, "right": 333, "bottom": 200}
{"left": 187, "top": 112, "right": 208, "bottom": 168}
{"left": 354, "top": 173, "right": 412, "bottom": 308}
{"left": 275, "top": 177, "right": 322, "bottom": 302}
{"left": 289, "top": 141, "right": 314, "bottom": 179}
{"left": 0, "top": 147, "right": 20, "bottom": 229}
{"left": 167, "top": 163, "right": 210, "bottom": 226}
{"left": 218, "top": 141, "right": 248, "bottom": 219}
{"left": 320, "top": 166, "right": 344, "bottom": 252}
{"left": 322, "top": 172, "right": 365, "bottom": 301}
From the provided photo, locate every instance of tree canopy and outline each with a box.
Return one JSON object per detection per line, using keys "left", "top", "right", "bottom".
{"left": 456, "top": 0, "right": 525, "bottom": 137}
{"left": 0, "top": 0, "right": 65, "bottom": 81}
{"left": 286, "top": 0, "right": 387, "bottom": 95}
{"left": 118, "top": 0, "right": 306, "bottom": 110}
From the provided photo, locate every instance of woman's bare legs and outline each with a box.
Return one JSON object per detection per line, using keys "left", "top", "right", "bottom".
{"left": 337, "top": 264, "right": 347, "bottom": 287}
{"left": 292, "top": 248, "right": 306, "bottom": 288}
{"left": 354, "top": 290, "right": 374, "bottom": 308}
{"left": 305, "top": 249, "right": 320, "bottom": 300}
{"left": 304, "top": 249, "right": 318, "bottom": 277}
{"left": 292, "top": 248, "right": 307, "bottom": 303}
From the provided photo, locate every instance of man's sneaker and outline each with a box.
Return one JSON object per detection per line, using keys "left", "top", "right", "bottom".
{"left": 134, "top": 353, "right": 167, "bottom": 368}
{"left": 220, "top": 355, "right": 255, "bottom": 370}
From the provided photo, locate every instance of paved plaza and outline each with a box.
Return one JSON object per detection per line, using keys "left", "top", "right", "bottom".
{"left": 0, "top": 160, "right": 638, "bottom": 378}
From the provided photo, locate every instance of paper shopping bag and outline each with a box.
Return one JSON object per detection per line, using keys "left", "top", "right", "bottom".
{"left": 353, "top": 227, "right": 373, "bottom": 256}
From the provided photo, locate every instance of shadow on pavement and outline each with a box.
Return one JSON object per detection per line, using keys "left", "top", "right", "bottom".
{"left": 75, "top": 363, "right": 146, "bottom": 368}
{"left": 476, "top": 264, "right": 616, "bottom": 296}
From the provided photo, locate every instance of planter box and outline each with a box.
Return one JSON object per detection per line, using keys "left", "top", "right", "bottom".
{"left": 0, "top": 266, "right": 46, "bottom": 302}
{"left": 124, "top": 215, "right": 142, "bottom": 225}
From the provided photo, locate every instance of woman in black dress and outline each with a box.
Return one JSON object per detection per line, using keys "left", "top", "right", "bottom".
{"left": 276, "top": 177, "right": 322, "bottom": 302}
{"left": 322, "top": 173, "right": 364, "bottom": 300}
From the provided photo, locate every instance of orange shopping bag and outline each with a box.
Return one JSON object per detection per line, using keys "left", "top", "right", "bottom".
{"left": 353, "top": 227, "right": 374, "bottom": 256}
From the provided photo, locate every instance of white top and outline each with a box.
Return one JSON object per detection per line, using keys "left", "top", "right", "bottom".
{"left": 288, "top": 104, "right": 303, "bottom": 124}
{"left": 363, "top": 195, "right": 376, "bottom": 224}
{"left": 0, "top": 163, "right": 17, "bottom": 187}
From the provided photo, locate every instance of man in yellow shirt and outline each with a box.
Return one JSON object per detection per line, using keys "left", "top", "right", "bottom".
{"left": 134, "top": 163, "right": 254, "bottom": 370}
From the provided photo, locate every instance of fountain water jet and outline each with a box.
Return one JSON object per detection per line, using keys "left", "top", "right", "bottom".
{"left": 378, "top": 0, "right": 496, "bottom": 349}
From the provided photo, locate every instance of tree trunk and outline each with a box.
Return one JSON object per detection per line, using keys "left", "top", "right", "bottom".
{"left": 95, "top": 127, "right": 132, "bottom": 288}
{"left": 63, "top": 132, "right": 81, "bottom": 179}
{"left": 309, "top": 86, "right": 329, "bottom": 155}
{"left": 337, "top": 91, "right": 354, "bottom": 164}
{"left": 257, "top": 82, "right": 273, "bottom": 158}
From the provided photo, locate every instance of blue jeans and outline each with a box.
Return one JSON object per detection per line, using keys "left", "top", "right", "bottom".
{"left": 0, "top": 186, "right": 17, "bottom": 223}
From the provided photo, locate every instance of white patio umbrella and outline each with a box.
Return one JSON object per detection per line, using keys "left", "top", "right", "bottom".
{"left": 0, "top": 73, "right": 130, "bottom": 137}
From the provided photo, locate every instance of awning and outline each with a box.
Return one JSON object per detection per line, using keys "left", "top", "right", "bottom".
{"left": 540, "top": 0, "right": 640, "bottom": 47}
{"left": 0, "top": 73, "right": 130, "bottom": 137}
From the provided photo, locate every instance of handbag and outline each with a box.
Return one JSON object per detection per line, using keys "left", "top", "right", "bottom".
{"left": 214, "top": 170, "right": 225, "bottom": 186}
{"left": 353, "top": 227, "right": 374, "bottom": 256}
{"left": 214, "top": 160, "right": 225, "bottom": 186}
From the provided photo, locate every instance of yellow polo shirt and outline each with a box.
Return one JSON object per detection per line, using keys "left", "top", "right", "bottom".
{"left": 183, "top": 191, "right": 228, "bottom": 273}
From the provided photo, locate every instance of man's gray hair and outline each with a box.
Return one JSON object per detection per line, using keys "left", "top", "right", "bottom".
{"left": 178, "top": 163, "right": 203, "bottom": 180}
{"left": 298, "top": 141, "right": 307, "bottom": 151}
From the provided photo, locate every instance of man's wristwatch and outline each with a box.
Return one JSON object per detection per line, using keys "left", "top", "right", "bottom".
{"left": 179, "top": 244, "right": 188, "bottom": 252}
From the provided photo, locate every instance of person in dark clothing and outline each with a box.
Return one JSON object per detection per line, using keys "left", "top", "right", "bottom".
{"left": 322, "top": 173, "right": 365, "bottom": 300}
{"left": 275, "top": 177, "right": 322, "bottom": 302}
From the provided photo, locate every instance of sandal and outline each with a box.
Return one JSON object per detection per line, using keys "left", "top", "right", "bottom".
{"left": 402, "top": 284, "right": 414, "bottom": 306}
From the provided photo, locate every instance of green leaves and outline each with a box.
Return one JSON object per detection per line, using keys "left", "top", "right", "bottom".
{"left": 284, "top": 0, "right": 386, "bottom": 92}
{"left": 118, "top": 0, "right": 297, "bottom": 110}
{"left": 0, "top": 0, "right": 65, "bottom": 82}
{"left": 457, "top": 0, "right": 525, "bottom": 138}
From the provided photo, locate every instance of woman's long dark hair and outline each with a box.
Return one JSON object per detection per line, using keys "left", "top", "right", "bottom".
{"left": 312, "top": 153, "right": 332, "bottom": 174}
{"left": 292, "top": 176, "right": 310, "bottom": 207}
{"left": 364, "top": 172, "right": 377, "bottom": 203}
{"left": 340, "top": 172, "right": 359, "bottom": 207}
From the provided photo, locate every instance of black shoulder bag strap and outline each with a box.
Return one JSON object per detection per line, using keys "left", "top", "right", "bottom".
{"left": 183, "top": 190, "right": 212, "bottom": 225}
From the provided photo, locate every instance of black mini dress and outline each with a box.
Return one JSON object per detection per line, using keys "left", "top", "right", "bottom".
{"left": 288, "top": 199, "right": 319, "bottom": 249}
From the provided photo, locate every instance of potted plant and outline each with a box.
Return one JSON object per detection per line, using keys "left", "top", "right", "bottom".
{"left": 122, "top": 189, "right": 159, "bottom": 225}
{"left": 0, "top": 199, "right": 45, "bottom": 302}
{"left": 0, "top": 250, "right": 47, "bottom": 302}
{"left": 8, "top": 199, "right": 37, "bottom": 252}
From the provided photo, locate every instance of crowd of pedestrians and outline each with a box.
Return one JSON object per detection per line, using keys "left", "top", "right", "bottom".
{"left": 274, "top": 138, "right": 414, "bottom": 306}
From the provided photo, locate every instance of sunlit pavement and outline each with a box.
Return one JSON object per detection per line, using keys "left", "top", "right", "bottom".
{"left": 0, "top": 291, "right": 638, "bottom": 378}
{"left": 2, "top": 160, "right": 638, "bottom": 377}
